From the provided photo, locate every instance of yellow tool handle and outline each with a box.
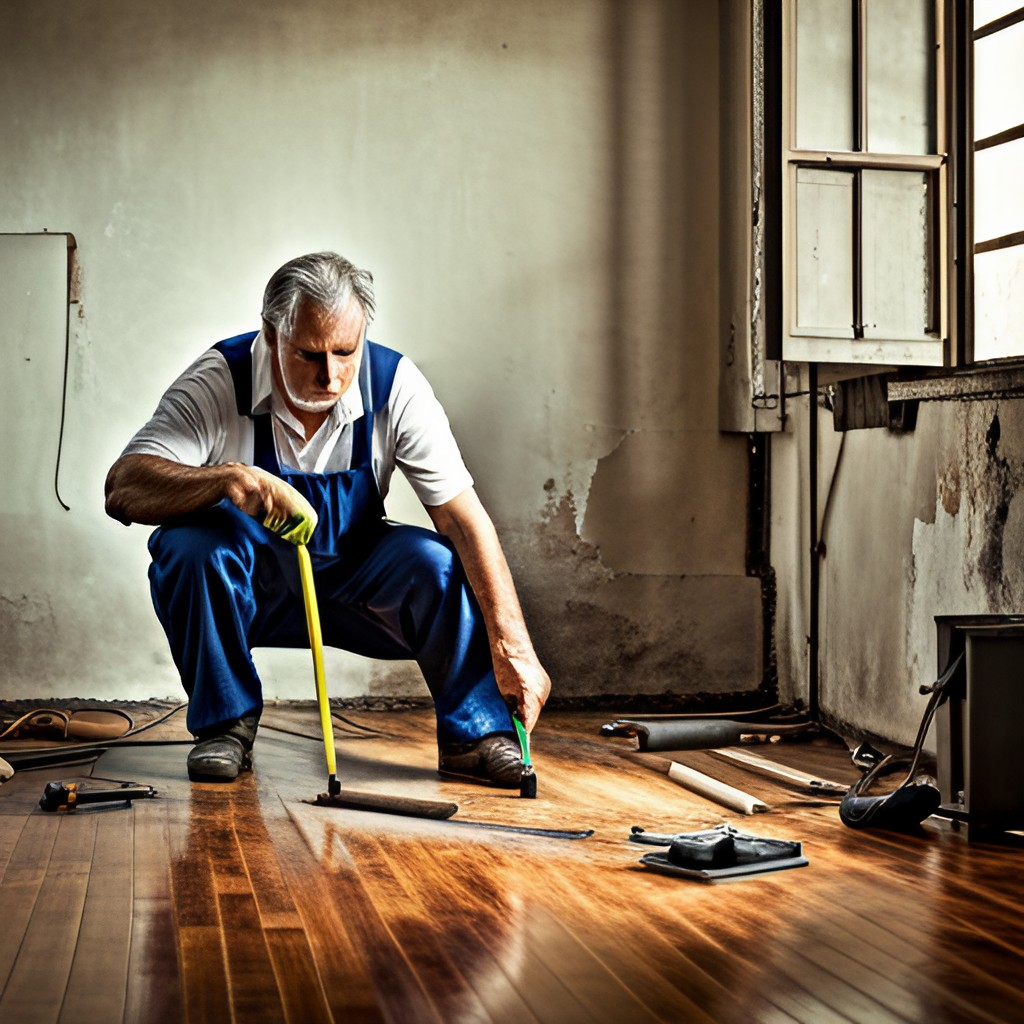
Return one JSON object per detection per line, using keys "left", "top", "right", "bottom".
{"left": 296, "top": 543, "right": 338, "bottom": 789}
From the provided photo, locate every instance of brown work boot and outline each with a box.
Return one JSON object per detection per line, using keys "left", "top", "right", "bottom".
{"left": 187, "top": 714, "right": 259, "bottom": 782}
{"left": 438, "top": 733, "right": 523, "bottom": 788}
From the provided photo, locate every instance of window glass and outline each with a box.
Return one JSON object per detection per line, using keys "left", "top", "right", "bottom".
{"left": 974, "top": 20, "right": 1024, "bottom": 140}
{"left": 865, "top": 0, "right": 934, "bottom": 154}
{"left": 861, "top": 170, "right": 932, "bottom": 339}
{"left": 974, "top": 246, "right": 1024, "bottom": 359}
{"left": 974, "top": 136, "right": 1024, "bottom": 244}
{"left": 795, "top": 0, "right": 855, "bottom": 150}
{"left": 795, "top": 168, "right": 854, "bottom": 332}
{"left": 974, "top": 0, "right": 1024, "bottom": 29}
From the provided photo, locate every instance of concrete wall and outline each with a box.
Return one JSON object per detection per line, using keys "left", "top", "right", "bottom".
{"left": 0, "top": 0, "right": 760, "bottom": 705}
{"left": 773, "top": 387, "right": 1024, "bottom": 746}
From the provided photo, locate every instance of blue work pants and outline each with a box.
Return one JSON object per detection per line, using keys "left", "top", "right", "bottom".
{"left": 147, "top": 503, "right": 512, "bottom": 744}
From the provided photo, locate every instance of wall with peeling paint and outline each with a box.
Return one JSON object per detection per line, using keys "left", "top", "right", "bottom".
{"left": 0, "top": 1, "right": 761, "bottom": 706}
{"left": 772, "top": 388, "right": 1024, "bottom": 746}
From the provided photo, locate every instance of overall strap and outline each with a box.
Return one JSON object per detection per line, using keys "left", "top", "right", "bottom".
{"left": 366, "top": 340, "right": 403, "bottom": 412}
{"left": 354, "top": 341, "right": 403, "bottom": 466}
{"left": 212, "top": 332, "right": 279, "bottom": 472}
{"left": 212, "top": 331, "right": 261, "bottom": 417}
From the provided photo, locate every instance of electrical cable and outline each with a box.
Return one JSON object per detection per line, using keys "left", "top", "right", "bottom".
{"left": 330, "top": 710, "right": 388, "bottom": 735}
{"left": 1, "top": 702, "right": 190, "bottom": 764}
{"left": 53, "top": 235, "right": 76, "bottom": 511}
{"left": 816, "top": 432, "right": 848, "bottom": 556}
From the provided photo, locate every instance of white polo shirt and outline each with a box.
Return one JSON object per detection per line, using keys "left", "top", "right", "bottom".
{"left": 121, "top": 331, "right": 474, "bottom": 507}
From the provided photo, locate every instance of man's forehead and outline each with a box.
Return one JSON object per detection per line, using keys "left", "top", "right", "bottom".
{"left": 289, "top": 298, "right": 365, "bottom": 349}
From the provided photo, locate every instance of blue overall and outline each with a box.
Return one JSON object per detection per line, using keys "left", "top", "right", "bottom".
{"left": 147, "top": 332, "right": 513, "bottom": 745}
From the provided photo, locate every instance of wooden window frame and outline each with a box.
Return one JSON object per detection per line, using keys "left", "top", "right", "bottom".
{"left": 778, "top": 0, "right": 953, "bottom": 368}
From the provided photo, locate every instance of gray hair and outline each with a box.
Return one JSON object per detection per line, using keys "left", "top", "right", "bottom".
{"left": 261, "top": 251, "right": 376, "bottom": 337}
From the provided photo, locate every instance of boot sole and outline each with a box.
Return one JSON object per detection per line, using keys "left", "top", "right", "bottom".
{"left": 437, "top": 766, "right": 521, "bottom": 789}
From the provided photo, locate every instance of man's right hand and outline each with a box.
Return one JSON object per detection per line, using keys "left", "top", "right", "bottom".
{"left": 224, "top": 464, "right": 319, "bottom": 546}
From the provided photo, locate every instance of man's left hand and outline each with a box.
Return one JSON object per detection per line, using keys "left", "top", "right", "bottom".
{"left": 495, "top": 652, "right": 551, "bottom": 734}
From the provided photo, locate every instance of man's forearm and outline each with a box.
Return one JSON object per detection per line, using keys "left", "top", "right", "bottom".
{"left": 104, "top": 454, "right": 237, "bottom": 526}
{"left": 106, "top": 454, "right": 319, "bottom": 544}
{"left": 430, "top": 495, "right": 529, "bottom": 650}
{"left": 427, "top": 488, "right": 551, "bottom": 729}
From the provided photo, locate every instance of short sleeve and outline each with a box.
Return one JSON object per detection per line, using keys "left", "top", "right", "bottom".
{"left": 120, "top": 350, "right": 242, "bottom": 467}
{"left": 382, "top": 357, "right": 474, "bottom": 507}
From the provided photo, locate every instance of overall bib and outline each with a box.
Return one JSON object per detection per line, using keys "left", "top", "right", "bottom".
{"left": 147, "top": 332, "right": 513, "bottom": 746}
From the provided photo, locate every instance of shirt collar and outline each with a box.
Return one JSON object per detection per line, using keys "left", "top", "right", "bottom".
{"left": 251, "top": 328, "right": 365, "bottom": 425}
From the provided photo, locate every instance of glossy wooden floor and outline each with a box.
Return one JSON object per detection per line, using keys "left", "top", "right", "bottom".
{"left": 1, "top": 706, "right": 1023, "bottom": 1024}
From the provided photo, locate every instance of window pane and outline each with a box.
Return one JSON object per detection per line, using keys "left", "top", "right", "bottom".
{"left": 974, "top": 245, "right": 1024, "bottom": 360}
{"left": 866, "top": 0, "right": 934, "bottom": 154}
{"left": 974, "top": 21, "right": 1024, "bottom": 141}
{"left": 795, "top": 0, "right": 854, "bottom": 150}
{"left": 862, "top": 170, "right": 931, "bottom": 338}
{"left": 975, "top": 137, "right": 1024, "bottom": 243}
{"left": 795, "top": 168, "right": 854, "bottom": 332}
{"left": 974, "top": 0, "right": 1024, "bottom": 30}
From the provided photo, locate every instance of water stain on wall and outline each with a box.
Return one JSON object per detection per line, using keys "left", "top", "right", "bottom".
{"left": 970, "top": 409, "right": 1021, "bottom": 606}
{"left": 938, "top": 462, "right": 961, "bottom": 517}
{"left": 508, "top": 488, "right": 765, "bottom": 701}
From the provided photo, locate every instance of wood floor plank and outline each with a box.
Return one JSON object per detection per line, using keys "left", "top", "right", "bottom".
{"left": 226, "top": 778, "right": 336, "bottom": 1022}
{"left": 178, "top": 925, "right": 232, "bottom": 1024}
{"left": 124, "top": 798, "right": 183, "bottom": 1024}
{"left": 303, "top": 858, "right": 437, "bottom": 1023}
{"left": 0, "top": 813, "right": 97, "bottom": 1023}
{"left": 357, "top": 831, "right": 557, "bottom": 1024}
{"left": 168, "top": 785, "right": 233, "bottom": 1024}
{"left": 125, "top": 898, "right": 184, "bottom": 1024}
{"left": 764, "top": 952, "right": 906, "bottom": 1024}
{"left": 59, "top": 808, "right": 135, "bottom": 1024}
{"left": 448, "top": 840, "right": 720, "bottom": 1023}
{"left": 751, "top": 1005, "right": 802, "bottom": 1024}
{"left": 233, "top": 790, "right": 303, "bottom": 930}
{"left": 0, "top": 813, "right": 60, "bottom": 993}
{"left": 0, "top": 812, "right": 28, "bottom": 881}
{"left": 334, "top": 829, "right": 494, "bottom": 1023}
{"left": 788, "top": 932, "right": 926, "bottom": 1022}
{"left": 219, "top": 891, "right": 288, "bottom": 1024}
{"left": 270, "top": 801, "right": 387, "bottom": 1023}
{"left": 263, "top": 927, "right": 334, "bottom": 1024}
{"left": 797, "top": 860, "right": 1023, "bottom": 1022}
{"left": 368, "top": 842, "right": 545, "bottom": 1024}
{"left": 522, "top": 905, "right": 685, "bottom": 1023}
{"left": 181, "top": 779, "right": 290, "bottom": 1024}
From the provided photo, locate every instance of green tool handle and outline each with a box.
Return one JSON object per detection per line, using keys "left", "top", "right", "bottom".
{"left": 512, "top": 716, "right": 532, "bottom": 766}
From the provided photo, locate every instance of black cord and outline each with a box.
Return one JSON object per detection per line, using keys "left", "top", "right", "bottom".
{"left": 1, "top": 702, "right": 189, "bottom": 758}
{"left": 817, "top": 433, "right": 848, "bottom": 556}
{"left": 331, "top": 709, "right": 388, "bottom": 735}
{"left": 54, "top": 236, "right": 75, "bottom": 511}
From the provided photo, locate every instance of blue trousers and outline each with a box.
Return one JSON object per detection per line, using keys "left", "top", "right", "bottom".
{"left": 147, "top": 502, "right": 513, "bottom": 744}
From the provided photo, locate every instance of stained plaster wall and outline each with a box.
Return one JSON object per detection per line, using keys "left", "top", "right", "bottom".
{"left": 772, "top": 387, "right": 1024, "bottom": 746}
{"left": 0, "top": 0, "right": 759, "bottom": 705}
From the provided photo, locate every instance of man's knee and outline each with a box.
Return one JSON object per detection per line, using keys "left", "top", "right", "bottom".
{"left": 149, "top": 504, "right": 261, "bottom": 585}
{"left": 396, "top": 528, "right": 459, "bottom": 599}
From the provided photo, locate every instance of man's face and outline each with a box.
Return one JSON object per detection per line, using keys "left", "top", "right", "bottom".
{"left": 269, "top": 296, "right": 365, "bottom": 420}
